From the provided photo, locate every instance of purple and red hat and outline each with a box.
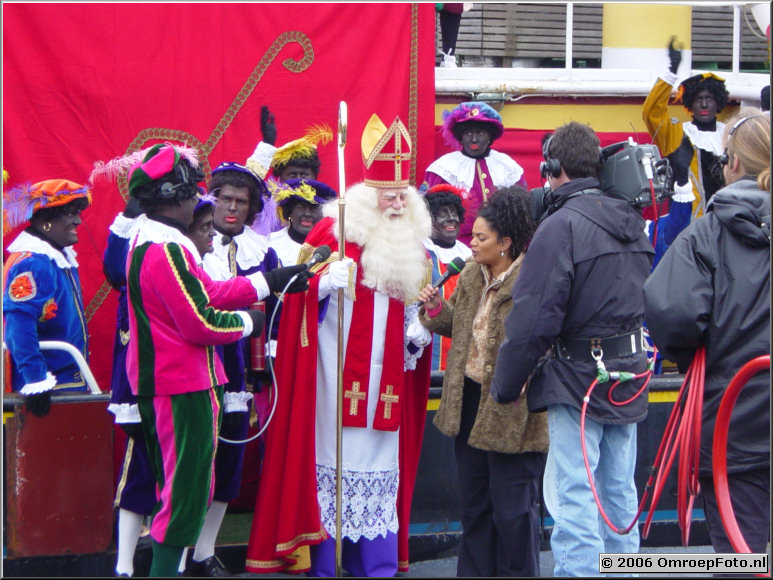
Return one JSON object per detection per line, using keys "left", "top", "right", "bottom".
{"left": 441, "top": 101, "right": 504, "bottom": 150}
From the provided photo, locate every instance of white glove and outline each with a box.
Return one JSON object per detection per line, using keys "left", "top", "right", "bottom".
{"left": 406, "top": 318, "right": 432, "bottom": 347}
{"left": 405, "top": 303, "right": 432, "bottom": 347}
{"left": 319, "top": 258, "right": 355, "bottom": 298}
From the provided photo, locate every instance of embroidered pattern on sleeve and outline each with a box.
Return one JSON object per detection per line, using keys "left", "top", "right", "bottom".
{"left": 9, "top": 271, "right": 36, "bottom": 302}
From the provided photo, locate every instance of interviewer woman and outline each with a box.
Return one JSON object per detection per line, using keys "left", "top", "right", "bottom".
{"left": 418, "top": 186, "right": 548, "bottom": 577}
{"left": 644, "top": 108, "right": 770, "bottom": 556}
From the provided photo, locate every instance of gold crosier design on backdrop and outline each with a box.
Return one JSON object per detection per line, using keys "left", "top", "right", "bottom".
{"left": 84, "top": 31, "right": 315, "bottom": 322}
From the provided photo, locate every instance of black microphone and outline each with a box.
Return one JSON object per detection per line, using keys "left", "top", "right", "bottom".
{"left": 432, "top": 256, "right": 466, "bottom": 289}
{"left": 305, "top": 244, "right": 332, "bottom": 268}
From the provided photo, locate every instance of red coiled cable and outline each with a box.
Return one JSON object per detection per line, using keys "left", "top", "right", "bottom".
{"left": 712, "top": 355, "right": 770, "bottom": 575}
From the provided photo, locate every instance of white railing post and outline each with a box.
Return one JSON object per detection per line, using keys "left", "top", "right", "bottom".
{"left": 732, "top": 4, "right": 741, "bottom": 74}
{"left": 566, "top": 2, "right": 574, "bottom": 70}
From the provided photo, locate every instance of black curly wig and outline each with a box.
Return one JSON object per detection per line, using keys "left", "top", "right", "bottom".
{"left": 424, "top": 189, "right": 466, "bottom": 224}
{"left": 272, "top": 155, "right": 321, "bottom": 180}
{"left": 30, "top": 197, "right": 91, "bottom": 228}
{"left": 132, "top": 159, "right": 204, "bottom": 213}
{"left": 476, "top": 186, "right": 536, "bottom": 259}
{"left": 681, "top": 77, "right": 729, "bottom": 113}
{"left": 209, "top": 170, "right": 265, "bottom": 226}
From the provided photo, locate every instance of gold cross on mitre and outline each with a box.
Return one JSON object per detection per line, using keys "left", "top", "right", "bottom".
{"left": 345, "top": 381, "right": 367, "bottom": 415}
{"left": 361, "top": 113, "right": 412, "bottom": 189}
{"left": 380, "top": 384, "right": 399, "bottom": 419}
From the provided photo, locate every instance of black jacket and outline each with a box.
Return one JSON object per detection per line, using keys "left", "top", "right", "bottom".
{"left": 644, "top": 177, "right": 770, "bottom": 475}
{"left": 491, "top": 177, "right": 654, "bottom": 424}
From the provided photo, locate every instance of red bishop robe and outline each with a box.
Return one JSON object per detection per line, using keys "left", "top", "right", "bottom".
{"left": 245, "top": 217, "right": 432, "bottom": 574}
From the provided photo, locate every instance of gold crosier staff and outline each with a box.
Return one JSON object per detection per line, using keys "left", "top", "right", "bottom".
{"left": 334, "top": 100, "right": 347, "bottom": 577}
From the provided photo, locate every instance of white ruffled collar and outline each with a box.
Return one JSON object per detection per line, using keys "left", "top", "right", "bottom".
{"left": 422, "top": 238, "right": 472, "bottom": 264}
{"left": 6, "top": 230, "right": 78, "bottom": 269}
{"left": 683, "top": 121, "right": 725, "bottom": 156}
{"left": 130, "top": 214, "right": 203, "bottom": 265}
{"left": 426, "top": 150, "right": 524, "bottom": 190}
{"left": 212, "top": 228, "right": 269, "bottom": 270}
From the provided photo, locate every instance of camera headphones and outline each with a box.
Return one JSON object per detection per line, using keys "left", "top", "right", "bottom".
{"left": 540, "top": 135, "right": 562, "bottom": 179}
{"left": 717, "top": 115, "right": 752, "bottom": 168}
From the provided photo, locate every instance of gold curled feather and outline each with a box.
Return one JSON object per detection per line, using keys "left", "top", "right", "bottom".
{"left": 271, "top": 123, "right": 333, "bottom": 168}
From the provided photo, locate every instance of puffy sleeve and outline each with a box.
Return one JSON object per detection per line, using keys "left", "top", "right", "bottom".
{"left": 3, "top": 254, "right": 56, "bottom": 390}
{"left": 146, "top": 243, "right": 249, "bottom": 345}
{"left": 642, "top": 74, "right": 685, "bottom": 157}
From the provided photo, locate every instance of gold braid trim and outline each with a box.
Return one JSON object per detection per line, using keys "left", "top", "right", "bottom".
{"left": 409, "top": 3, "right": 420, "bottom": 185}
{"left": 85, "top": 280, "right": 112, "bottom": 323}
{"left": 404, "top": 257, "right": 432, "bottom": 305}
{"left": 117, "top": 31, "right": 314, "bottom": 198}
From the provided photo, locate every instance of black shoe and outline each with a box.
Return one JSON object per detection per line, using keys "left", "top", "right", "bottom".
{"left": 186, "top": 556, "right": 233, "bottom": 577}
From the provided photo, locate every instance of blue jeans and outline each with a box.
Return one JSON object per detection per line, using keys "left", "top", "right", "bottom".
{"left": 544, "top": 404, "right": 640, "bottom": 577}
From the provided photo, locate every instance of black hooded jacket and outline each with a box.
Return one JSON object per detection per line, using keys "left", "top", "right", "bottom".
{"left": 491, "top": 177, "right": 655, "bottom": 423}
{"left": 644, "top": 177, "right": 770, "bottom": 475}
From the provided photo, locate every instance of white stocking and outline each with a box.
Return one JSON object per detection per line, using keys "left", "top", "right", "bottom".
{"left": 115, "top": 508, "right": 144, "bottom": 576}
{"left": 192, "top": 500, "right": 228, "bottom": 562}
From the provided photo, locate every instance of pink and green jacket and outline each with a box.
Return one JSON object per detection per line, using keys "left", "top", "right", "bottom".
{"left": 126, "top": 217, "right": 258, "bottom": 397}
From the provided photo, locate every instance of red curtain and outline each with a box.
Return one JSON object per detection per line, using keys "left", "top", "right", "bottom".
{"left": 3, "top": 3, "right": 437, "bottom": 389}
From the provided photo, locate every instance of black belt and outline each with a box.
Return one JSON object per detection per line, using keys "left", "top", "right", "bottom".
{"left": 555, "top": 329, "right": 644, "bottom": 362}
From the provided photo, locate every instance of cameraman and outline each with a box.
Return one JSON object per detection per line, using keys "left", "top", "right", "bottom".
{"left": 490, "top": 122, "right": 654, "bottom": 577}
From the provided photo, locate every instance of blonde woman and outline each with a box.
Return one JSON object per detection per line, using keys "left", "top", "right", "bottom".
{"left": 644, "top": 108, "right": 771, "bottom": 556}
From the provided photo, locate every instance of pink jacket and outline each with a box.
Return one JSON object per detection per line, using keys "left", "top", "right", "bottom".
{"left": 126, "top": 240, "right": 258, "bottom": 397}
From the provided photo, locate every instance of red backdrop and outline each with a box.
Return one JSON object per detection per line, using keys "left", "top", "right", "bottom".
{"left": 3, "top": 3, "right": 437, "bottom": 389}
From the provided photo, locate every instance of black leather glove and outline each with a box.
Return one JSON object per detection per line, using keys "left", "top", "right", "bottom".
{"left": 123, "top": 197, "right": 144, "bottom": 219}
{"left": 119, "top": 422, "right": 144, "bottom": 440}
{"left": 25, "top": 390, "right": 52, "bottom": 417}
{"left": 220, "top": 410, "right": 247, "bottom": 435}
{"left": 668, "top": 36, "right": 682, "bottom": 75}
{"left": 263, "top": 264, "right": 311, "bottom": 295}
{"left": 247, "top": 308, "right": 266, "bottom": 338}
{"left": 669, "top": 137, "right": 693, "bottom": 186}
{"left": 261, "top": 106, "right": 277, "bottom": 146}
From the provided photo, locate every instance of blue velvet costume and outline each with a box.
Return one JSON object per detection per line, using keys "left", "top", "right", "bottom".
{"left": 104, "top": 213, "right": 156, "bottom": 516}
{"left": 4, "top": 231, "right": 89, "bottom": 393}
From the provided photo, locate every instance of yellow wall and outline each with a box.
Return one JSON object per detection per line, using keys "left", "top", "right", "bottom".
{"left": 603, "top": 4, "right": 692, "bottom": 50}
{"left": 435, "top": 102, "right": 739, "bottom": 133}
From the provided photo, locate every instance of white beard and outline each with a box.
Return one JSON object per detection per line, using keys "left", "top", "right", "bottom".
{"left": 322, "top": 182, "right": 431, "bottom": 302}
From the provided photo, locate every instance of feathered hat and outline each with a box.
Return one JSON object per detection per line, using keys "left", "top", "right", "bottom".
{"left": 3, "top": 179, "right": 92, "bottom": 233}
{"left": 441, "top": 101, "right": 504, "bottom": 150}
{"left": 194, "top": 188, "right": 218, "bottom": 214}
{"left": 267, "top": 123, "right": 333, "bottom": 171}
{"left": 90, "top": 142, "right": 201, "bottom": 198}
{"left": 361, "top": 114, "right": 412, "bottom": 188}
{"left": 268, "top": 178, "right": 337, "bottom": 223}
{"left": 675, "top": 72, "right": 727, "bottom": 107}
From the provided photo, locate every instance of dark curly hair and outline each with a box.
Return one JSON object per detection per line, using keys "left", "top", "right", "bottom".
{"left": 476, "top": 186, "right": 536, "bottom": 259}
{"left": 272, "top": 155, "right": 321, "bottom": 179}
{"left": 546, "top": 122, "right": 601, "bottom": 180}
{"left": 209, "top": 170, "right": 265, "bottom": 226}
{"left": 133, "top": 159, "right": 204, "bottom": 213}
{"left": 30, "top": 197, "right": 90, "bottom": 226}
{"left": 423, "top": 190, "right": 466, "bottom": 224}
{"left": 682, "top": 77, "right": 729, "bottom": 113}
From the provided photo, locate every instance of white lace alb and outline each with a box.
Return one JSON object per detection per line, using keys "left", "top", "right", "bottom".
{"left": 316, "top": 463, "right": 399, "bottom": 541}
